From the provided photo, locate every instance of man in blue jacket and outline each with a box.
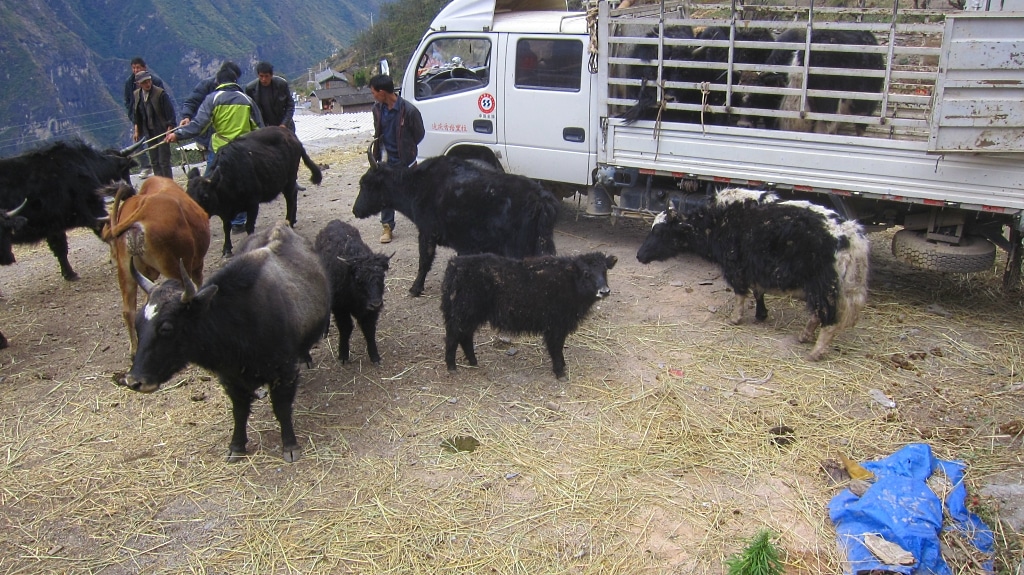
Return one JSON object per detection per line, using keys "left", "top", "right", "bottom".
{"left": 369, "top": 74, "right": 425, "bottom": 243}
{"left": 179, "top": 61, "right": 244, "bottom": 166}
{"left": 178, "top": 61, "right": 250, "bottom": 231}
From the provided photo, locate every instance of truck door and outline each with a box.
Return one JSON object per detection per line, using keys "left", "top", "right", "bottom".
{"left": 501, "top": 34, "right": 594, "bottom": 185}
{"left": 408, "top": 34, "right": 499, "bottom": 159}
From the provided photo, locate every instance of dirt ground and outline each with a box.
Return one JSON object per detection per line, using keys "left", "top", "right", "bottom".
{"left": 1, "top": 137, "right": 1022, "bottom": 574}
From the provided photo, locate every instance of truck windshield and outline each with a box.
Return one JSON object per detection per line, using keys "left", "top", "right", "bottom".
{"left": 414, "top": 38, "right": 491, "bottom": 100}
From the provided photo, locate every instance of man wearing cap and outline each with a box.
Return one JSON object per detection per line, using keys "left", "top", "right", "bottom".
{"left": 123, "top": 57, "right": 169, "bottom": 178}
{"left": 131, "top": 69, "right": 177, "bottom": 179}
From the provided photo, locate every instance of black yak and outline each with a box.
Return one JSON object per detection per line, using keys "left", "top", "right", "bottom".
{"left": 125, "top": 221, "right": 330, "bottom": 462}
{"left": 0, "top": 138, "right": 134, "bottom": 280}
{"left": 186, "top": 127, "right": 323, "bottom": 256}
{"left": 353, "top": 155, "right": 559, "bottom": 296}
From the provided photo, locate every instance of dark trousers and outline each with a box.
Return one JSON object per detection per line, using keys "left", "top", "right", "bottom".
{"left": 380, "top": 154, "right": 402, "bottom": 229}
{"left": 146, "top": 138, "right": 172, "bottom": 178}
{"left": 128, "top": 126, "right": 152, "bottom": 170}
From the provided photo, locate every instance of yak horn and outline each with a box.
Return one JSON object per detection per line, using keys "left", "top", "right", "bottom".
{"left": 119, "top": 139, "right": 146, "bottom": 156}
{"left": 131, "top": 258, "right": 157, "bottom": 294}
{"left": 5, "top": 198, "right": 28, "bottom": 217}
{"left": 366, "top": 138, "right": 381, "bottom": 168}
{"left": 177, "top": 259, "right": 198, "bottom": 303}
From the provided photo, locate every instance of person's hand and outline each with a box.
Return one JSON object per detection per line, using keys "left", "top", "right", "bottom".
{"left": 179, "top": 118, "right": 191, "bottom": 127}
{"left": 132, "top": 126, "right": 140, "bottom": 142}
{"left": 165, "top": 132, "right": 178, "bottom": 143}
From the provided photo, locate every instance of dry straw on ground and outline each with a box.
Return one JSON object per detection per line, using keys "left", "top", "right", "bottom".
{"left": 1, "top": 143, "right": 1022, "bottom": 574}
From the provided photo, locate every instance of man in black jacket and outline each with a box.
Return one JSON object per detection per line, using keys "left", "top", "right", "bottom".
{"left": 245, "top": 61, "right": 295, "bottom": 132}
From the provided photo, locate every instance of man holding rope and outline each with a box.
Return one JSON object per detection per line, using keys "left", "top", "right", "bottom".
{"left": 131, "top": 70, "right": 177, "bottom": 179}
{"left": 165, "top": 66, "right": 263, "bottom": 176}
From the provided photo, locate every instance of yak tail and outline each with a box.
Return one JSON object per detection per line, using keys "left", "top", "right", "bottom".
{"left": 301, "top": 148, "right": 323, "bottom": 185}
{"left": 101, "top": 183, "right": 137, "bottom": 242}
{"left": 834, "top": 222, "right": 870, "bottom": 330}
{"left": 535, "top": 193, "right": 560, "bottom": 256}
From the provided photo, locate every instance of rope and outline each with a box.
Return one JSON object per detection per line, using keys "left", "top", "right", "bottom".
{"left": 587, "top": 6, "right": 600, "bottom": 74}
{"left": 126, "top": 128, "right": 176, "bottom": 159}
{"left": 654, "top": 80, "right": 666, "bottom": 159}
{"left": 699, "top": 81, "right": 711, "bottom": 134}
{"left": 176, "top": 142, "right": 201, "bottom": 176}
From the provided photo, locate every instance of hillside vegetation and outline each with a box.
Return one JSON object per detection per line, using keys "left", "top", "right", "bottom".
{"left": 320, "top": 0, "right": 450, "bottom": 88}
{"left": 0, "top": 0, "right": 378, "bottom": 155}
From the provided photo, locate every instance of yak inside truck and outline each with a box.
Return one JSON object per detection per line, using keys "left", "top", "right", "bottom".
{"left": 402, "top": 0, "right": 1024, "bottom": 286}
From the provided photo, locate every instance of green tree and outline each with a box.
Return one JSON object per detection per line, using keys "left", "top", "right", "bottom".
{"left": 353, "top": 69, "right": 369, "bottom": 88}
{"left": 350, "top": 0, "right": 450, "bottom": 81}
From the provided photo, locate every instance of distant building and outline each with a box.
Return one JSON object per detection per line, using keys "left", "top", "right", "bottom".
{"left": 315, "top": 68, "right": 349, "bottom": 89}
{"left": 308, "top": 68, "right": 374, "bottom": 113}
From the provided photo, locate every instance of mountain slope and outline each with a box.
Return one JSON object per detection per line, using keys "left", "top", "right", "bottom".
{"left": 0, "top": 0, "right": 378, "bottom": 156}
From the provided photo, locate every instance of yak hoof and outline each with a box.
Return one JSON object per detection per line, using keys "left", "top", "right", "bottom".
{"left": 63, "top": 272, "right": 80, "bottom": 282}
{"left": 447, "top": 365, "right": 457, "bottom": 373}
{"left": 282, "top": 444, "right": 302, "bottom": 463}
{"left": 806, "top": 344, "right": 829, "bottom": 362}
{"left": 222, "top": 250, "right": 233, "bottom": 258}
{"left": 408, "top": 286, "right": 424, "bottom": 297}
{"left": 226, "top": 448, "right": 247, "bottom": 462}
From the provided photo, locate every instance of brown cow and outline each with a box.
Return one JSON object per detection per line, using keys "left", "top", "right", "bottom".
{"left": 101, "top": 177, "right": 211, "bottom": 355}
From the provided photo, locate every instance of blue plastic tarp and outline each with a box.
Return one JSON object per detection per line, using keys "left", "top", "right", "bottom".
{"left": 828, "top": 443, "right": 994, "bottom": 574}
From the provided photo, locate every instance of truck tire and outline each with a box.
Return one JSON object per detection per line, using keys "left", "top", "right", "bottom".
{"left": 891, "top": 230, "right": 996, "bottom": 273}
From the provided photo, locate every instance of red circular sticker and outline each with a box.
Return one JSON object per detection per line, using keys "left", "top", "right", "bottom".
{"left": 478, "top": 93, "right": 496, "bottom": 114}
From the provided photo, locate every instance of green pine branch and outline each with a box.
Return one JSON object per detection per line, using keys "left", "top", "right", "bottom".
{"left": 725, "top": 529, "right": 785, "bottom": 575}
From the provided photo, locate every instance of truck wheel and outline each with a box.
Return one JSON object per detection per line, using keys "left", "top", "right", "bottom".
{"left": 891, "top": 230, "right": 996, "bottom": 273}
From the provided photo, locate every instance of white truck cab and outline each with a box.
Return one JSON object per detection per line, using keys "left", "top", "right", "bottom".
{"left": 403, "top": 0, "right": 595, "bottom": 192}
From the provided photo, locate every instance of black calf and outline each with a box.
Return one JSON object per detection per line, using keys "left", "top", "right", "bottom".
{"left": 314, "top": 220, "right": 391, "bottom": 365}
{"left": 441, "top": 252, "right": 617, "bottom": 379}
